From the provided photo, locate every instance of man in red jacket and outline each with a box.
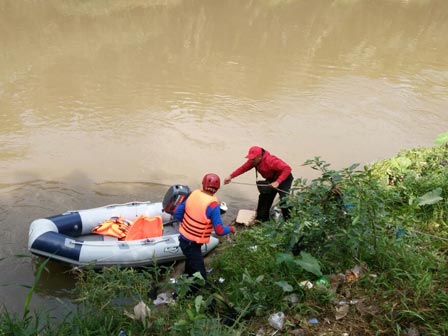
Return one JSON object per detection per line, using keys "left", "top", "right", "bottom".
{"left": 224, "top": 146, "right": 293, "bottom": 222}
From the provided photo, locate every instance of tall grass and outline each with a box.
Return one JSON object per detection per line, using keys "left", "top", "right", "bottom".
{"left": 0, "top": 258, "right": 51, "bottom": 335}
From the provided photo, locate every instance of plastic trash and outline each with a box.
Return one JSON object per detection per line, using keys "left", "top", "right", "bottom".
{"left": 345, "top": 264, "right": 366, "bottom": 282}
{"left": 396, "top": 227, "right": 406, "bottom": 239}
{"left": 255, "top": 328, "right": 266, "bottom": 336}
{"left": 118, "top": 330, "right": 126, "bottom": 336}
{"left": 134, "top": 301, "right": 151, "bottom": 327}
{"left": 335, "top": 304, "right": 349, "bottom": 320}
{"left": 153, "top": 292, "right": 174, "bottom": 305}
{"left": 268, "top": 312, "right": 285, "bottom": 330}
{"left": 271, "top": 207, "right": 282, "bottom": 221}
{"left": 315, "top": 276, "right": 330, "bottom": 288}
{"left": 308, "top": 317, "right": 319, "bottom": 324}
{"left": 335, "top": 300, "right": 347, "bottom": 306}
{"left": 406, "top": 326, "right": 420, "bottom": 336}
{"left": 283, "top": 294, "right": 299, "bottom": 304}
{"left": 298, "top": 280, "right": 313, "bottom": 289}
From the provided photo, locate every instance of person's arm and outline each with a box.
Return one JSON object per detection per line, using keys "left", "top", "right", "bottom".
{"left": 173, "top": 200, "right": 186, "bottom": 222}
{"left": 224, "top": 160, "right": 254, "bottom": 184}
{"left": 206, "top": 202, "right": 235, "bottom": 235}
{"left": 270, "top": 156, "right": 292, "bottom": 185}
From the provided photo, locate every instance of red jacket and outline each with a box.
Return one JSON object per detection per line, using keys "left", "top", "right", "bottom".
{"left": 230, "top": 149, "right": 292, "bottom": 184}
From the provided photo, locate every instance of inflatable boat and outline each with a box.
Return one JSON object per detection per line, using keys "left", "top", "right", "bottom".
{"left": 28, "top": 200, "right": 220, "bottom": 268}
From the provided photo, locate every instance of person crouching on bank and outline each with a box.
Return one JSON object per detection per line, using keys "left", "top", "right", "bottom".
{"left": 224, "top": 146, "right": 293, "bottom": 222}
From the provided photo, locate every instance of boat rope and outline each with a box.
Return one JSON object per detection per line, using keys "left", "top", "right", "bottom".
{"left": 227, "top": 181, "right": 291, "bottom": 194}
{"left": 227, "top": 181, "right": 254, "bottom": 186}
{"left": 64, "top": 201, "right": 154, "bottom": 214}
{"left": 70, "top": 237, "right": 171, "bottom": 247}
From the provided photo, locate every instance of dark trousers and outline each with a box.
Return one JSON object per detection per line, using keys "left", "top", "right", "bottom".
{"left": 256, "top": 174, "right": 293, "bottom": 222}
{"left": 179, "top": 235, "right": 207, "bottom": 285}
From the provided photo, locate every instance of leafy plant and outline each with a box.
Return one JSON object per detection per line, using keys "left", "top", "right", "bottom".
{"left": 434, "top": 132, "right": 448, "bottom": 145}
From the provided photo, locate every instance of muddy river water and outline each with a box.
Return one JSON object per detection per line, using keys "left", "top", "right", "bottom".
{"left": 1, "top": 0, "right": 447, "bottom": 315}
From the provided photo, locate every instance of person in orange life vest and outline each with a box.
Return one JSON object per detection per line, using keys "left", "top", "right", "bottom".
{"left": 173, "top": 173, "right": 236, "bottom": 284}
{"left": 224, "top": 146, "right": 293, "bottom": 222}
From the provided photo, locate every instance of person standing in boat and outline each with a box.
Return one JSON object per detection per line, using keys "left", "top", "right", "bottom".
{"left": 173, "top": 173, "right": 236, "bottom": 293}
{"left": 224, "top": 146, "right": 293, "bottom": 222}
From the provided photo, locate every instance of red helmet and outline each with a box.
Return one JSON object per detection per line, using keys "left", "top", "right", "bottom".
{"left": 202, "top": 173, "right": 221, "bottom": 192}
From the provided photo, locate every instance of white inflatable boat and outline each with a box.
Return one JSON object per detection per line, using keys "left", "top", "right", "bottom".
{"left": 28, "top": 201, "right": 219, "bottom": 268}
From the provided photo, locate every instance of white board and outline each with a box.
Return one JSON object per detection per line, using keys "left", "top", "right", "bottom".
{"left": 235, "top": 209, "right": 256, "bottom": 226}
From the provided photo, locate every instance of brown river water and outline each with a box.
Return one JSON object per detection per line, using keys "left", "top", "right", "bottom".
{"left": 1, "top": 0, "right": 447, "bottom": 315}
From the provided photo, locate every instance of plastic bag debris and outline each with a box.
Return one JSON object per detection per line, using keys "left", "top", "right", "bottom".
{"left": 315, "top": 276, "right": 330, "bottom": 288}
{"left": 268, "top": 312, "right": 285, "bottom": 330}
{"left": 308, "top": 317, "right": 319, "bottom": 324}
{"left": 345, "top": 264, "right": 367, "bottom": 282}
{"left": 153, "top": 292, "right": 174, "bottom": 305}
{"left": 298, "top": 280, "right": 313, "bottom": 289}
{"left": 271, "top": 207, "right": 282, "bottom": 221}
{"left": 283, "top": 294, "right": 299, "bottom": 304}
{"left": 406, "top": 326, "right": 420, "bottom": 336}
{"left": 255, "top": 328, "right": 266, "bottom": 336}
{"left": 299, "top": 276, "right": 330, "bottom": 290}
{"left": 124, "top": 301, "right": 151, "bottom": 328}
{"left": 134, "top": 301, "right": 151, "bottom": 325}
{"left": 335, "top": 303, "right": 349, "bottom": 320}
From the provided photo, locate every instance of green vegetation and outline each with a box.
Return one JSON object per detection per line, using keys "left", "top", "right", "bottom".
{"left": 2, "top": 135, "right": 448, "bottom": 335}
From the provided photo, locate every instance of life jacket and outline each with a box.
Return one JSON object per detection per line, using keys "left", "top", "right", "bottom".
{"left": 91, "top": 216, "right": 131, "bottom": 240}
{"left": 179, "top": 189, "right": 217, "bottom": 244}
{"left": 124, "top": 215, "right": 163, "bottom": 241}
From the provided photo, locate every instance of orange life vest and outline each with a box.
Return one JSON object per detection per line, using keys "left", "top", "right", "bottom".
{"left": 91, "top": 216, "right": 131, "bottom": 240}
{"left": 124, "top": 215, "right": 163, "bottom": 241}
{"left": 179, "top": 189, "right": 217, "bottom": 244}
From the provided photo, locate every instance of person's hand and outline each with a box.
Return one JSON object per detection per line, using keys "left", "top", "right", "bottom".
{"left": 224, "top": 176, "right": 232, "bottom": 185}
{"left": 270, "top": 181, "right": 280, "bottom": 189}
{"left": 229, "top": 225, "right": 236, "bottom": 233}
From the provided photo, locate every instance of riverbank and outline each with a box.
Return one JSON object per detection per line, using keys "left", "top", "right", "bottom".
{"left": 2, "top": 137, "right": 448, "bottom": 335}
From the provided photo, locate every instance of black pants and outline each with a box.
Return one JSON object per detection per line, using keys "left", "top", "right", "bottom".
{"left": 179, "top": 235, "right": 206, "bottom": 294}
{"left": 256, "top": 174, "right": 293, "bottom": 222}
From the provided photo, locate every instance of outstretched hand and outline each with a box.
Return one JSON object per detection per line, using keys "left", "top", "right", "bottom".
{"left": 224, "top": 176, "right": 232, "bottom": 185}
